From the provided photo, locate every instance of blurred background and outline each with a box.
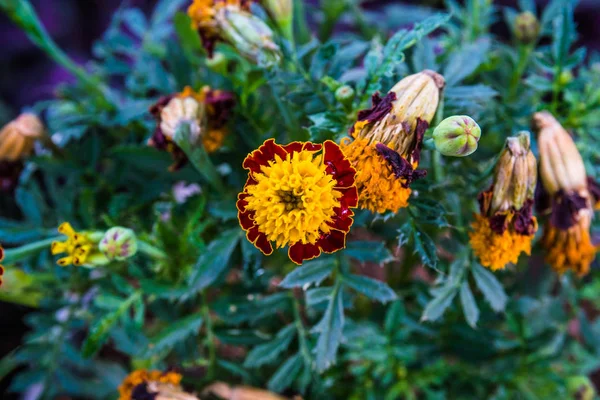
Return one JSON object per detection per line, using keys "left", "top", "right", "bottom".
{"left": 0, "top": 0, "right": 599, "bottom": 398}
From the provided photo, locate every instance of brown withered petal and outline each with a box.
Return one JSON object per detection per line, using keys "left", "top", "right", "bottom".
{"left": 534, "top": 175, "right": 551, "bottom": 214}
{"left": 410, "top": 118, "right": 429, "bottom": 165}
{"left": 204, "top": 90, "right": 236, "bottom": 128}
{"left": 150, "top": 95, "right": 175, "bottom": 119}
{"left": 550, "top": 190, "right": 588, "bottom": 230}
{"left": 350, "top": 92, "right": 397, "bottom": 134}
{"left": 375, "top": 143, "right": 427, "bottom": 187}
{"left": 587, "top": 176, "right": 600, "bottom": 207}
{"left": 131, "top": 383, "right": 155, "bottom": 400}
{"left": 489, "top": 213, "right": 509, "bottom": 234}
{"left": 513, "top": 200, "right": 537, "bottom": 236}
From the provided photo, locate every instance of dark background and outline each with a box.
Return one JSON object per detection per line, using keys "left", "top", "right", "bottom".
{"left": 1, "top": 0, "right": 599, "bottom": 397}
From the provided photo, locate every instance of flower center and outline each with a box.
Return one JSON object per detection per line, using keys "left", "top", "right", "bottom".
{"left": 245, "top": 150, "right": 341, "bottom": 248}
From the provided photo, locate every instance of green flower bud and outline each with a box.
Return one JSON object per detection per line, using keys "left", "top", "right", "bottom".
{"left": 432, "top": 115, "right": 481, "bottom": 157}
{"left": 216, "top": 8, "right": 281, "bottom": 68}
{"left": 100, "top": 227, "right": 138, "bottom": 261}
{"left": 514, "top": 11, "right": 540, "bottom": 44}
{"left": 335, "top": 85, "right": 355, "bottom": 107}
{"left": 566, "top": 376, "right": 596, "bottom": 400}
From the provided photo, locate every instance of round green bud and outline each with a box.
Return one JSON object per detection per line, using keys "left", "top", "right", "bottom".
{"left": 514, "top": 11, "right": 540, "bottom": 44}
{"left": 432, "top": 115, "right": 481, "bottom": 157}
{"left": 559, "top": 70, "right": 573, "bottom": 86}
{"left": 566, "top": 376, "right": 596, "bottom": 400}
{"left": 99, "top": 227, "right": 138, "bottom": 261}
{"left": 335, "top": 85, "right": 355, "bottom": 107}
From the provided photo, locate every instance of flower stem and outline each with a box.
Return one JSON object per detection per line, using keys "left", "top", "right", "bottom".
{"left": 432, "top": 95, "right": 445, "bottom": 183}
{"left": 201, "top": 296, "right": 217, "bottom": 380}
{"left": 137, "top": 240, "right": 168, "bottom": 261}
{"left": 3, "top": 236, "right": 61, "bottom": 264}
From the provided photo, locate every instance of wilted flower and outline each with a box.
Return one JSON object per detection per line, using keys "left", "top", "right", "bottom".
{"left": 149, "top": 86, "right": 235, "bottom": 171}
{"left": 188, "top": 0, "right": 281, "bottom": 66}
{"left": 51, "top": 223, "right": 108, "bottom": 267}
{"left": 432, "top": 115, "right": 481, "bottom": 157}
{"left": 340, "top": 70, "right": 444, "bottom": 213}
{"left": 204, "top": 382, "right": 289, "bottom": 399}
{"left": 0, "top": 113, "right": 45, "bottom": 192}
{"left": 534, "top": 111, "right": 599, "bottom": 276}
{"left": 0, "top": 244, "right": 5, "bottom": 288}
{"left": 99, "top": 227, "right": 138, "bottom": 261}
{"left": 118, "top": 370, "right": 197, "bottom": 400}
{"left": 514, "top": 11, "right": 540, "bottom": 44}
{"left": 237, "top": 139, "right": 358, "bottom": 264}
{"left": 469, "top": 132, "right": 538, "bottom": 271}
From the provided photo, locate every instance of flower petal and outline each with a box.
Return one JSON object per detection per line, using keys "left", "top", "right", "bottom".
{"left": 288, "top": 242, "right": 321, "bottom": 265}
{"left": 323, "top": 140, "right": 356, "bottom": 188}
{"left": 242, "top": 139, "right": 287, "bottom": 174}
{"left": 317, "top": 230, "right": 347, "bottom": 254}
{"left": 247, "top": 226, "right": 273, "bottom": 256}
{"left": 337, "top": 186, "right": 359, "bottom": 209}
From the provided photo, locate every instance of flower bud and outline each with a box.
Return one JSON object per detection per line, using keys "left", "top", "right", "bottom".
{"left": 100, "top": 227, "right": 138, "bottom": 261}
{"left": 566, "top": 376, "right": 596, "bottom": 400}
{"left": 262, "top": 0, "right": 293, "bottom": 40}
{"left": 513, "top": 11, "right": 540, "bottom": 44}
{"left": 335, "top": 85, "right": 355, "bottom": 107}
{"left": 0, "top": 113, "right": 45, "bottom": 162}
{"left": 216, "top": 7, "right": 282, "bottom": 67}
{"left": 432, "top": 115, "right": 481, "bottom": 157}
{"left": 160, "top": 96, "right": 205, "bottom": 143}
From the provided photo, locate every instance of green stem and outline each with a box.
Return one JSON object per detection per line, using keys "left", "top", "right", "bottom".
{"left": 291, "top": 294, "right": 312, "bottom": 367}
{"left": 137, "top": 240, "right": 168, "bottom": 261}
{"left": 3, "top": 236, "right": 61, "bottom": 264}
{"left": 432, "top": 95, "right": 445, "bottom": 183}
{"left": 508, "top": 44, "right": 534, "bottom": 101}
{"left": 201, "top": 296, "right": 217, "bottom": 380}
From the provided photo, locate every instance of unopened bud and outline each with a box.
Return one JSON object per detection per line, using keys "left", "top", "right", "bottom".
{"left": 491, "top": 132, "right": 537, "bottom": 213}
{"left": 514, "top": 11, "right": 540, "bottom": 44}
{"left": 160, "top": 96, "right": 205, "bottom": 143}
{"left": 216, "top": 8, "right": 281, "bottom": 67}
{"left": 100, "top": 227, "right": 138, "bottom": 261}
{"left": 432, "top": 115, "right": 481, "bottom": 157}
{"left": 0, "top": 113, "right": 45, "bottom": 162}
{"left": 534, "top": 111, "right": 587, "bottom": 196}
{"left": 566, "top": 376, "right": 596, "bottom": 400}
{"left": 262, "top": 0, "right": 293, "bottom": 40}
{"left": 335, "top": 85, "right": 355, "bottom": 107}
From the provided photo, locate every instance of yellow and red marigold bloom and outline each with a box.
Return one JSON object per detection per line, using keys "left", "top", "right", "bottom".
{"left": 149, "top": 86, "right": 234, "bottom": 171}
{"left": 0, "top": 244, "right": 4, "bottom": 288}
{"left": 534, "top": 111, "right": 599, "bottom": 276}
{"left": 340, "top": 70, "right": 445, "bottom": 214}
{"left": 51, "top": 223, "right": 107, "bottom": 267}
{"left": 0, "top": 113, "right": 45, "bottom": 192}
{"left": 118, "top": 369, "right": 196, "bottom": 400}
{"left": 237, "top": 139, "right": 358, "bottom": 264}
{"left": 469, "top": 132, "right": 538, "bottom": 271}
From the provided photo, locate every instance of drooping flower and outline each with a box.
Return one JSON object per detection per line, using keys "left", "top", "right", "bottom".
{"left": 51, "top": 223, "right": 108, "bottom": 267}
{"left": 99, "top": 227, "right": 138, "bottom": 261}
{"left": 534, "top": 111, "right": 599, "bottom": 276}
{"left": 340, "top": 70, "right": 444, "bottom": 213}
{"left": 237, "top": 139, "right": 358, "bottom": 264}
{"left": 0, "top": 244, "right": 5, "bottom": 288}
{"left": 0, "top": 113, "right": 45, "bottom": 192}
{"left": 469, "top": 132, "right": 538, "bottom": 271}
{"left": 118, "top": 369, "right": 197, "bottom": 400}
{"left": 149, "top": 86, "right": 235, "bottom": 171}
{"left": 187, "top": 0, "right": 281, "bottom": 66}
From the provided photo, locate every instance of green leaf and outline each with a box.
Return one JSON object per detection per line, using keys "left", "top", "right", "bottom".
{"left": 398, "top": 221, "right": 439, "bottom": 268}
{"left": 267, "top": 353, "right": 303, "bottom": 393}
{"left": 82, "top": 292, "right": 141, "bottom": 358}
{"left": 444, "top": 40, "right": 490, "bottom": 87}
{"left": 312, "top": 282, "right": 344, "bottom": 371}
{"left": 143, "top": 314, "right": 203, "bottom": 357}
{"left": 471, "top": 263, "right": 508, "bottom": 313}
{"left": 244, "top": 325, "right": 296, "bottom": 368}
{"left": 279, "top": 258, "right": 334, "bottom": 289}
{"left": 345, "top": 241, "right": 394, "bottom": 265}
{"left": 460, "top": 282, "right": 480, "bottom": 329}
{"left": 187, "top": 229, "right": 242, "bottom": 296}
{"left": 173, "top": 11, "right": 203, "bottom": 62}
{"left": 421, "top": 284, "right": 458, "bottom": 322}
{"left": 342, "top": 274, "right": 397, "bottom": 303}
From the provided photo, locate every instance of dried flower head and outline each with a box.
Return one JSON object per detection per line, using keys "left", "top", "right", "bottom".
{"left": 51, "top": 223, "right": 108, "bottom": 267}
{"left": 238, "top": 139, "right": 358, "bottom": 264}
{"left": 534, "top": 111, "right": 598, "bottom": 276}
{"left": 469, "top": 132, "right": 538, "bottom": 271}
{"left": 149, "top": 86, "right": 235, "bottom": 170}
{"left": 118, "top": 370, "right": 196, "bottom": 400}
{"left": 340, "top": 70, "right": 444, "bottom": 213}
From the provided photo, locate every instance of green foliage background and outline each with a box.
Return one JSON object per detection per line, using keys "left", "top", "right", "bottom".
{"left": 0, "top": 0, "right": 599, "bottom": 399}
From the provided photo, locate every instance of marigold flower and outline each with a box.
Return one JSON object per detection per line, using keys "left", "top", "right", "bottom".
{"left": 149, "top": 86, "right": 234, "bottom": 171}
{"left": 237, "top": 139, "right": 358, "bottom": 264}
{"left": 534, "top": 111, "right": 599, "bottom": 276}
{"left": 340, "top": 70, "right": 444, "bottom": 213}
{"left": 118, "top": 369, "right": 196, "bottom": 400}
{"left": 51, "top": 223, "right": 108, "bottom": 267}
{"left": 0, "top": 244, "right": 5, "bottom": 288}
{"left": 0, "top": 113, "right": 45, "bottom": 192}
{"left": 469, "top": 132, "right": 538, "bottom": 271}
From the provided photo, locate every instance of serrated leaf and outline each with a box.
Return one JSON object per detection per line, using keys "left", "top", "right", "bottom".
{"left": 460, "top": 282, "right": 480, "bottom": 328}
{"left": 471, "top": 263, "right": 508, "bottom": 313}
{"left": 267, "top": 354, "right": 303, "bottom": 393}
{"left": 398, "top": 222, "right": 438, "bottom": 268}
{"left": 312, "top": 283, "right": 344, "bottom": 371}
{"left": 444, "top": 39, "right": 490, "bottom": 87}
{"left": 421, "top": 284, "right": 458, "bottom": 322}
{"left": 144, "top": 314, "right": 203, "bottom": 357}
{"left": 244, "top": 325, "right": 296, "bottom": 368}
{"left": 279, "top": 258, "right": 334, "bottom": 289}
{"left": 82, "top": 292, "right": 141, "bottom": 358}
{"left": 345, "top": 241, "right": 394, "bottom": 265}
{"left": 342, "top": 274, "right": 397, "bottom": 303}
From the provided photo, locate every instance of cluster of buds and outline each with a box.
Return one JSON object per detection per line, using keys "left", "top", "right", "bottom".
{"left": 118, "top": 370, "right": 197, "bottom": 400}
{"left": 0, "top": 113, "right": 46, "bottom": 192}
{"left": 534, "top": 111, "right": 599, "bottom": 276}
{"left": 188, "top": 0, "right": 281, "bottom": 67}
{"left": 51, "top": 223, "right": 138, "bottom": 267}
{"left": 432, "top": 115, "right": 481, "bottom": 157}
{"left": 340, "top": 70, "right": 445, "bottom": 213}
{"left": 149, "top": 86, "right": 235, "bottom": 171}
{"left": 469, "top": 132, "right": 538, "bottom": 271}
